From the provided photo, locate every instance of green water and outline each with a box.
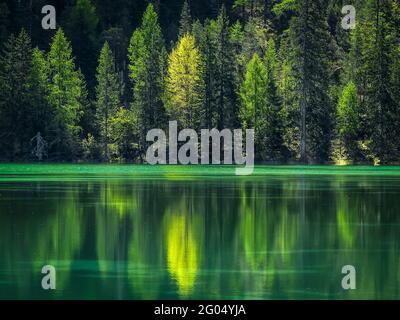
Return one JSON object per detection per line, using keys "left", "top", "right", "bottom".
{"left": 0, "top": 164, "right": 399, "bottom": 300}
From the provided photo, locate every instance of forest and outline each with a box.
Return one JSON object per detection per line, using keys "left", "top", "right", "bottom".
{"left": 0, "top": 0, "right": 399, "bottom": 164}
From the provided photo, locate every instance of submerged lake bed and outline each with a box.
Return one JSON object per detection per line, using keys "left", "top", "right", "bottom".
{"left": 0, "top": 164, "right": 399, "bottom": 299}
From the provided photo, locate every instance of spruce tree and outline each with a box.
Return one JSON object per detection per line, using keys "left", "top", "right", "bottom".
{"left": 95, "top": 41, "right": 122, "bottom": 161}
{"left": 240, "top": 49, "right": 285, "bottom": 161}
{"left": 194, "top": 7, "right": 238, "bottom": 130}
{"left": 28, "top": 48, "right": 52, "bottom": 145}
{"left": 356, "top": 0, "right": 399, "bottom": 163}
{"left": 239, "top": 53, "right": 266, "bottom": 159}
{"left": 263, "top": 39, "right": 285, "bottom": 160}
{"left": 210, "top": 6, "right": 237, "bottom": 129}
{"left": 192, "top": 19, "right": 214, "bottom": 128}
{"left": 0, "top": 29, "right": 32, "bottom": 160}
{"left": 274, "top": 0, "right": 334, "bottom": 162}
{"left": 128, "top": 4, "right": 166, "bottom": 153}
{"left": 277, "top": 33, "right": 300, "bottom": 159}
{"left": 230, "top": 20, "right": 246, "bottom": 121}
{"left": 47, "top": 28, "right": 83, "bottom": 159}
{"left": 77, "top": 68, "right": 95, "bottom": 148}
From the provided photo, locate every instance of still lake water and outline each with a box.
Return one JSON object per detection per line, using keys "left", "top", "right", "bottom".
{"left": 0, "top": 164, "right": 399, "bottom": 300}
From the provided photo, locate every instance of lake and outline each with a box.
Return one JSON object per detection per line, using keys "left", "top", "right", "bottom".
{"left": 0, "top": 164, "right": 399, "bottom": 299}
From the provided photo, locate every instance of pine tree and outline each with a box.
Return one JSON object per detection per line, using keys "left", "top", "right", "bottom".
{"left": 0, "top": 29, "right": 32, "bottom": 160}
{"left": 274, "top": 0, "right": 334, "bottom": 163}
{"left": 77, "top": 68, "right": 95, "bottom": 147}
{"left": 101, "top": 27, "right": 129, "bottom": 106}
{"left": 239, "top": 53, "right": 266, "bottom": 159}
{"left": 210, "top": 6, "right": 237, "bottom": 129}
{"left": 230, "top": 20, "right": 246, "bottom": 120}
{"left": 263, "top": 39, "right": 286, "bottom": 160}
{"left": 240, "top": 54, "right": 265, "bottom": 128}
{"left": 192, "top": 19, "right": 213, "bottom": 128}
{"left": 195, "top": 7, "right": 238, "bottom": 129}
{"left": 47, "top": 28, "right": 83, "bottom": 159}
{"left": 240, "top": 49, "right": 285, "bottom": 161}
{"left": 128, "top": 4, "right": 166, "bottom": 154}
{"left": 28, "top": 48, "right": 52, "bottom": 144}
{"left": 96, "top": 41, "right": 122, "bottom": 161}
{"left": 277, "top": 32, "right": 300, "bottom": 159}
{"left": 164, "top": 34, "right": 205, "bottom": 129}
{"left": 355, "top": 0, "right": 399, "bottom": 163}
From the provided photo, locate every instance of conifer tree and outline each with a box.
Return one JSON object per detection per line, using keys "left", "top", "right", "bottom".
{"left": 230, "top": 20, "right": 246, "bottom": 117}
{"left": 195, "top": 7, "right": 238, "bottom": 129}
{"left": 0, "top": 29, "right": 32, "bottom": 160}
{"left": 164, "top": 34, "right": 205, "bottom": 129}
{"left": 192, "top": 19, "right": 214, "bottom": 128}
{"left": 277, "top": 33, "right": 300, "bottom": 159}
{"left": 240, "top": 48, "right": 285, "bottom": 161}
{"left": 239, "top": 53, "right": 266, "bottom": 159}
{"left": 28, "top": 48, "right": 52, "bottom": 144}
{"left": 355, "top": 0, "right": 399, "bottom": 163}
{"left": 47, "top": 28, "right": 83, "bottom": 159}
{"left": 128, "top": 4, "right": 166, "bottom": 153}
{"left": 95, "top": 41, "right": 122, "bottom": 161}
{"left": 274, "top": 0, "right": 334, "bottom": 162}
{"left": 263, "top": 39, "right": 286, "bottom": 160}
{"left": 210, "top": 6, "right": 237, "bottom": 129}
{"left": 77, "top": 68, "right": 95, "bottom": 146}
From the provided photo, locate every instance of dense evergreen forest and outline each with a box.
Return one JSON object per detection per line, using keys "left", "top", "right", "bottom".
{"left": 0, "top": 0, "right": 399, "bottom": 164}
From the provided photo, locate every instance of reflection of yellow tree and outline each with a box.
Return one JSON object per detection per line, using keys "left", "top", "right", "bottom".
{"left": 238, "top": 196, "right": 270, "bottom": 298}
{"left": 335, "top": 179, "right": 359, "bottom": 248}
{"left": 163, "top": 202, "right": 204, "bottom": 297}
{"left": 239, "top": 198, "right": 268, "bottom": 270}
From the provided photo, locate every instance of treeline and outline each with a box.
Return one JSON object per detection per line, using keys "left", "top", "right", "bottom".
{"left": 0, "top": 0, "right": 399, "bottom": 164}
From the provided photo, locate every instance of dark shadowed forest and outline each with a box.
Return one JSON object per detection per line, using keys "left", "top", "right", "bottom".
{"left": 0, "top": 0, "right": 399, "bottom": 164}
